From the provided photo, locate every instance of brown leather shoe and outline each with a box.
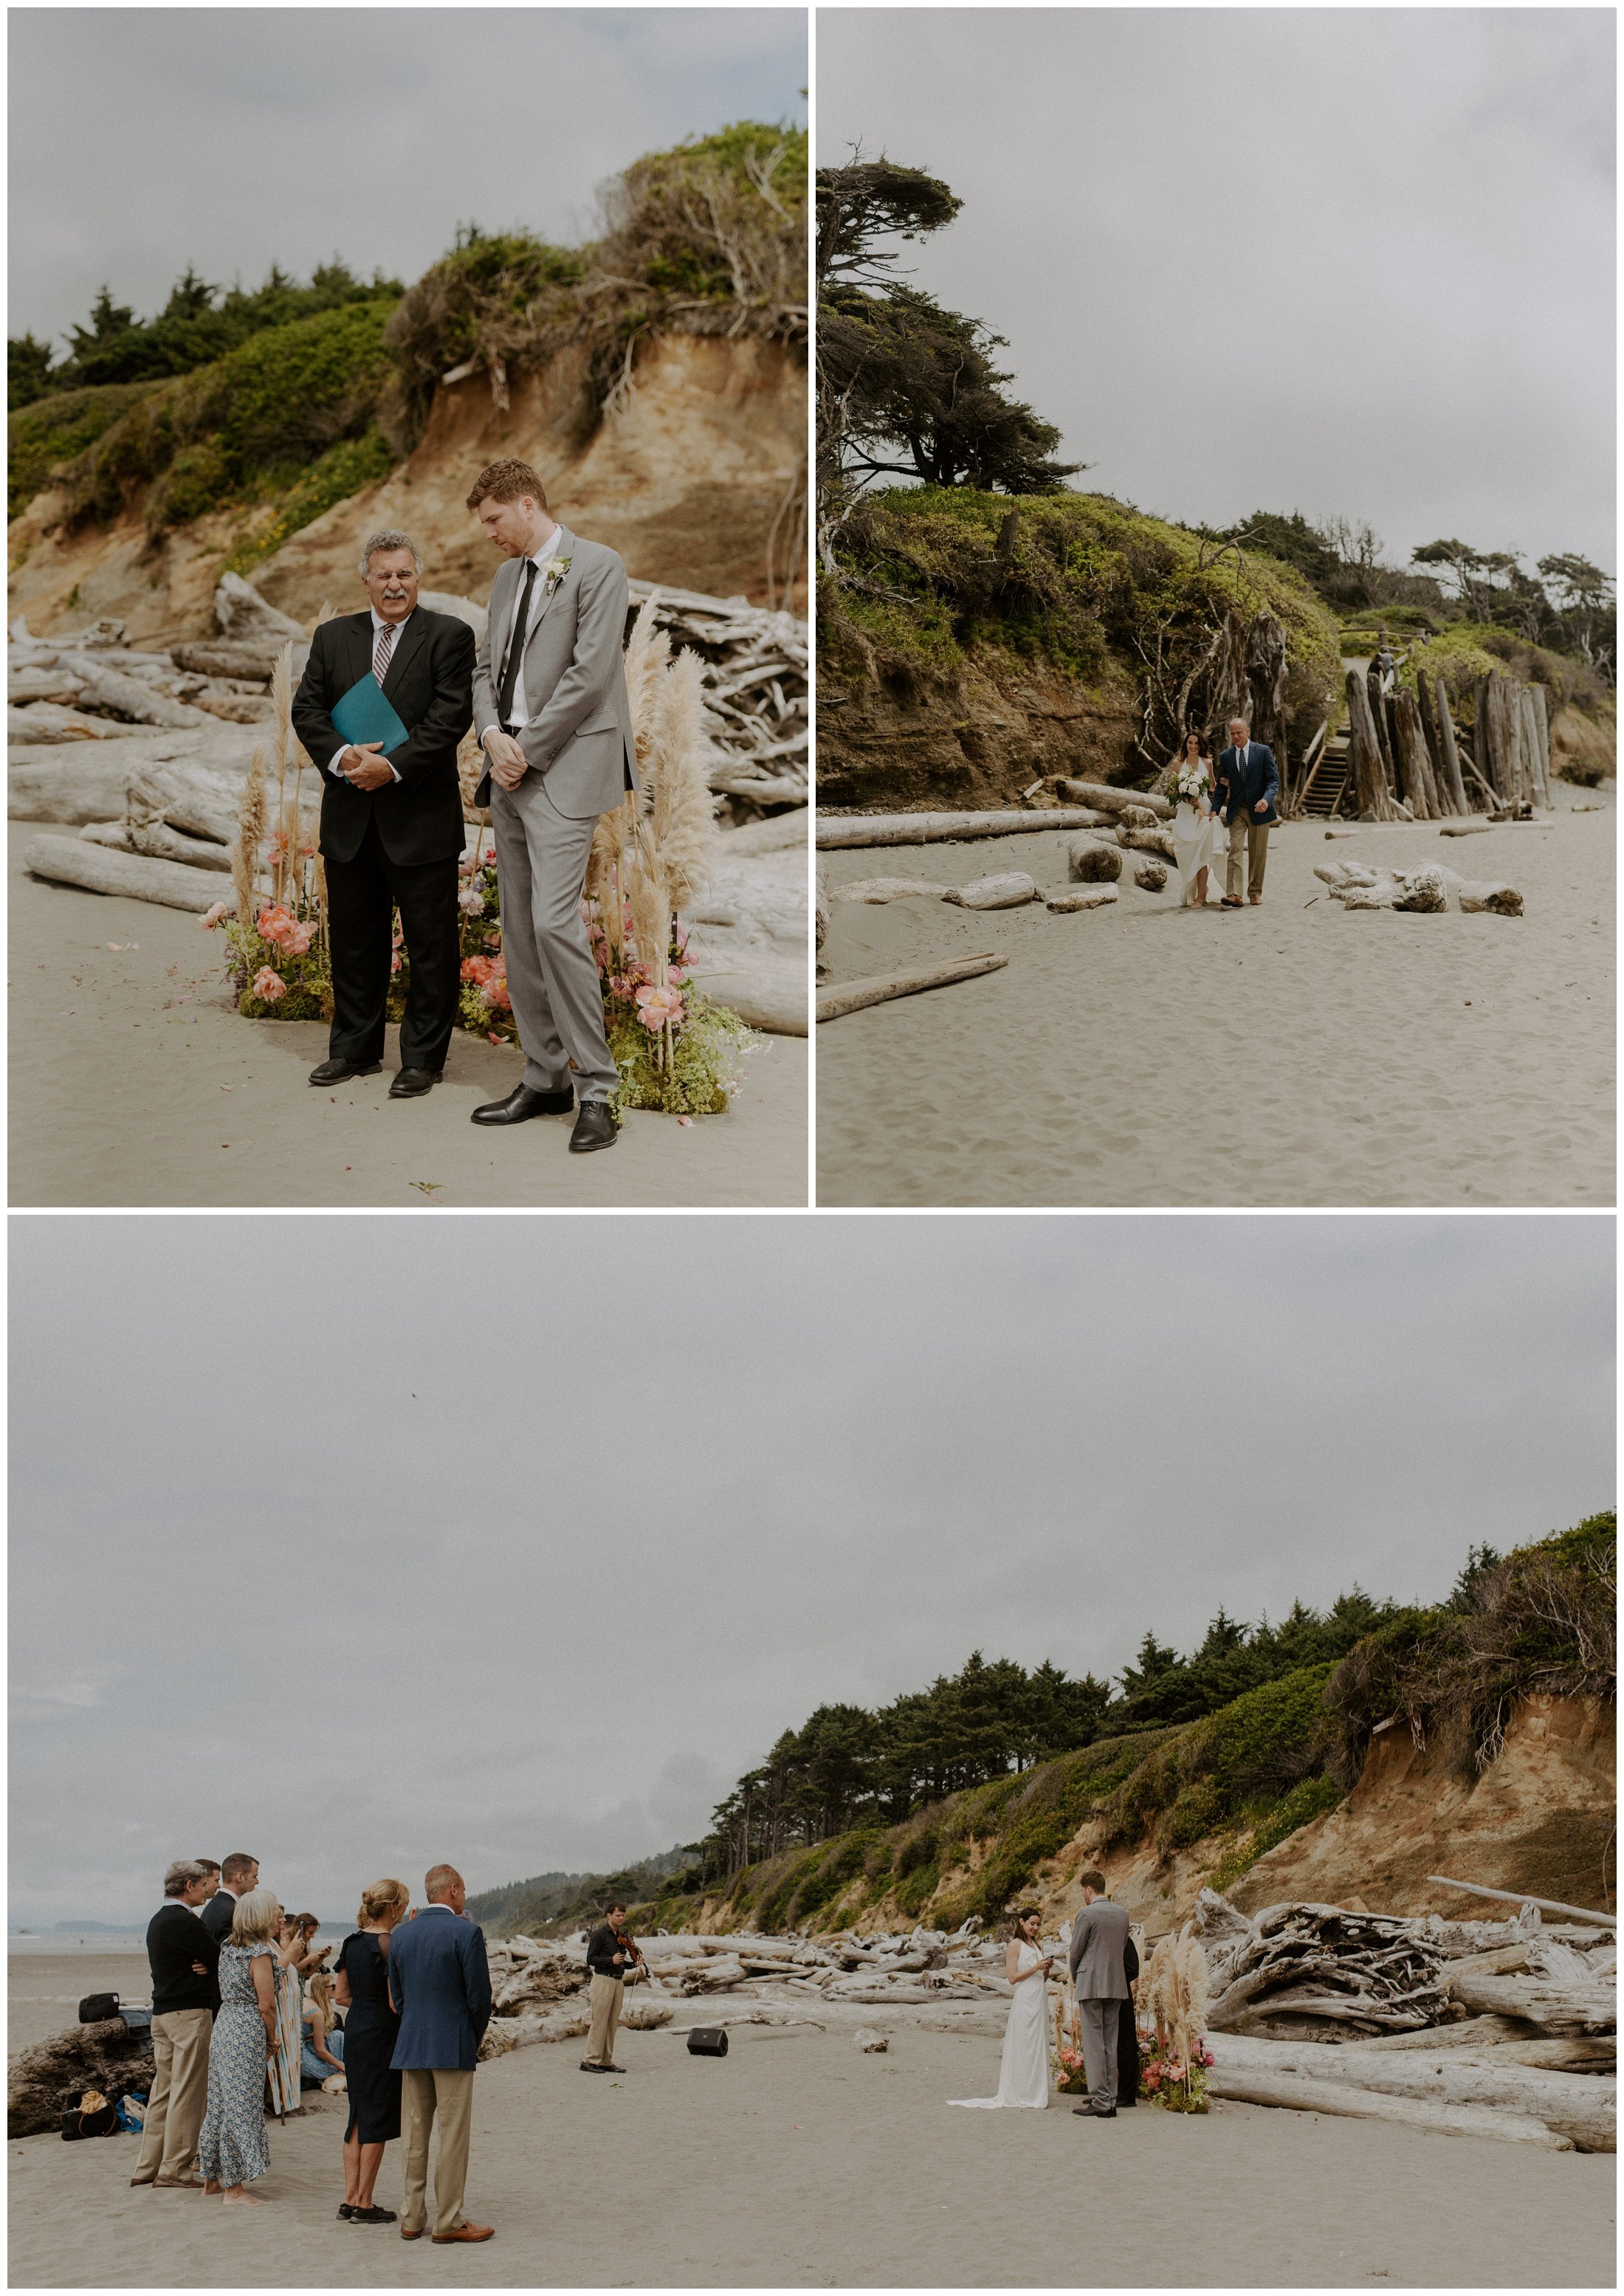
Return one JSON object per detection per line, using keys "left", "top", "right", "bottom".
{"left": 401, "top": 2225, "right": 425, "bottom": 2240}
{"left": 433, "top": 2221, "right": 495, "bottom": 2243}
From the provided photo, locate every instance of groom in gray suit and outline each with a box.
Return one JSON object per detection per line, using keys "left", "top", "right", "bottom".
{"left": 467, "top": 458, "right": 638, "bottom": 1154}
{"left": 1068, "top": 1869, "right": 1131, "bottom": 2120}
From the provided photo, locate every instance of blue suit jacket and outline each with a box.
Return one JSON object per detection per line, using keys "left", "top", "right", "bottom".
{"left": 387, "top": 1908, "right": 492, "bottom": 2072}
{"left": 1217, "top": 742, "right": 1279, "bottom": 826}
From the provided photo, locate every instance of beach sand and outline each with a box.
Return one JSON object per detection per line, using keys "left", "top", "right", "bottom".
{"left": 815, "top": 801, "right": 1614, "bottom": 1207}
{"left": 9, "top": 1958, "right": 1614, "bottom": 2289}
{"left": 8, "top": 827, "right": 807, "bottom": 1207}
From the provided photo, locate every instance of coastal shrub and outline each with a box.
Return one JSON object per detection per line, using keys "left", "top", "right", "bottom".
{"left": 8, "top": 382, "right": 156, "bottom": 518}
{"left": 1206, "top": 1775, "right": 1345, "bottom": 1894}
{"left": 51, "top": 299, "right": 399, "bottom": 534}
{"left": 1102, "top": 1664, "right": 1340, "bottom": 1855}
{"left": 1398, "top": 622, "right": 1615, "bottom": 728}
{"left": 223, "top": 426, "right": 399, "bottom": 574}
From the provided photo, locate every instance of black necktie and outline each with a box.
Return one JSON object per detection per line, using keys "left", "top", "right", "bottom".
{"left": 495, "top": 559, "right": 537, "bottom": 725}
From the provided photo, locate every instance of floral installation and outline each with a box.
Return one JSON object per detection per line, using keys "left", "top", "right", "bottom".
{"left": 214, "top": 604, "right": 755, "bottom": 1118}
{"left": 1138, "top": 2033, "right": 1214, "bottom": 2113}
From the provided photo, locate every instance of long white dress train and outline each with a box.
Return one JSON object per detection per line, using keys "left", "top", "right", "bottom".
{"left": 947, "top": 1943, "right": 1050, "bottom": 2109}
{"left": 1170, "top": 799, "right": 1221, "bottom": 903}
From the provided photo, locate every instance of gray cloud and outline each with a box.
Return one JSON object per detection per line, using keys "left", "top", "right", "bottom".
{"left": 9, "top": 1215, "right": 1611, "bottom": 1924}
{"left": 10, "top": 8, "right": 806, "bottom": 345}
{"left": 816, "top": 8, "right": 1614, "bottom": 567}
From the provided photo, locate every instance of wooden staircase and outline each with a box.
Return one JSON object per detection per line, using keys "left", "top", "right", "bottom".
{"left": 1299, "top": 729, "right": 1352, "bottom": 818}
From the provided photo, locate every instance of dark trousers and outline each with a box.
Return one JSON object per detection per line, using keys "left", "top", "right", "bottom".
{"left": 324, "top": 815, "right": 460, "bottom": 1072}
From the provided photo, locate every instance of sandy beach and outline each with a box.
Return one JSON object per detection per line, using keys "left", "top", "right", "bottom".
{"left": 8, "top": 827, "right": 807, "bottom": 1207}
{"left": 9, "top": 1952, "right": 1612, "bottom": 2289}
{"left": 816, "top": 799, "right": 1614, "bottom": 1207}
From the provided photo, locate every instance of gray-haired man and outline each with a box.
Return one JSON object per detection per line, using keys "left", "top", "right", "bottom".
{"left": 1068, "top": 1869, "right": 1131, "bottom": 2120}
{"left": 292, "top": 532, "right": 475, "bottom": 1095}
{"left": 131, "top": 1861, "right": 218, "bottom": 2188}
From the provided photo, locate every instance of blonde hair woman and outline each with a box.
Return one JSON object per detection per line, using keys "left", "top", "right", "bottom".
{"left": 199, "top": 1887, "right": 281, "bottom": 2204}
{"left": 302, "top": 1970, "right": 345, "bottom": 2088}
{"left": 333, "top": 1880, "right": 410, "bottom": 2224}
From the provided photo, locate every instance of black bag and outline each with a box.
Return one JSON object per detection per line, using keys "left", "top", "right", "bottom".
{"left": 61, "top": 2100, "right": 119, "bottom": 2140}
{"left": 78, "top": 1992, "right": 120, "bottom": 2024}
{"left": 687, "top": 2027, "right": 729, "bottom": 2057}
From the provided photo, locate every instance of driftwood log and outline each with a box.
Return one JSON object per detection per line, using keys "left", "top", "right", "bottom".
{"left": 1053, "top": 779, "right": 1173, "bottom": 821}
{"left": 1211, "top": 2033, "right": 1613, "bottom": 2151}
{"left": 831, "top": 878, "right": 954, "bottom": 905}
{"left": 816, "top": 954, "right": 1008, "bottom": 1021}
{"left": 816, "top": 810, "right": 1107, "bottom": 850}
{"left": 9, "top": 2018, "right": 154, "bottom": 2139}
{"left": 1206, "top": 2064, "right": 1572, "bottom": 2148}
{"left": 1067, "top": 837, "right": 1123, "bottom": 883}
{"left": 1447, "top": 1972, "right": 1617, "bottom": 2035}
{"left": 944, "top": 872, "right": 1036, "bottom": 909}
{"left": 625, "top": 581, "right": 807, "bottom": 813}
{"left": 1047, "top": 885, "right": 1118, "bottom": 912}
{"left": 80, "top": 819, "right": 233, "bottom": 871}
{"left": 1425, "top": 1876, "right": 1617, "bottom": 1928}
{"left": 23, "top": 834, "right": 234, "bottom": 912}
{"left": 1344, "top": 672, "right": 1400, "bottom": 821}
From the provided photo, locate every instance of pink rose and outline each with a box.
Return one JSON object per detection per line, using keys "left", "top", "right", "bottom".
{"left": 251, "top": 965, "right": 286, "bottom": 1002}
{"left": 199, "top": 901, "right": 229, "bottom": 931}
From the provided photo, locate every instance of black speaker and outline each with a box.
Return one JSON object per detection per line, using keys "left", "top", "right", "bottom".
{"left": 686, "top": 2027, "right": 729, "bottom": 2057}
{"left": 78, "top": 1993, "right": 120, "bottom": 2024}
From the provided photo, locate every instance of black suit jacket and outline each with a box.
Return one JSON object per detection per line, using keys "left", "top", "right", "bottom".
{"left": 148, "top": 1902, "right": 219, "bottom": 2015}
{"left": 199, "top": 1890, "right": 237, "bottom": 1945}
{"left": 292, "top": 607, "right": 475, "bottom": 867}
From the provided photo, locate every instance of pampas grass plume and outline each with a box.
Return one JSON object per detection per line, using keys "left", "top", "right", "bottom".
{"left": 234, "top": 745, "right": 266, "bottom": 922}
{"left": 651, "top": 645, "right": 718, "bottom": 917}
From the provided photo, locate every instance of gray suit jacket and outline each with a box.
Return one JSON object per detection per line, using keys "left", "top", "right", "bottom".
{"left": 1069, "top": 1897, "right": 1130, "bottom": 1999}
{"left": 472, "top": 526, "right": 638, "bottom": 820}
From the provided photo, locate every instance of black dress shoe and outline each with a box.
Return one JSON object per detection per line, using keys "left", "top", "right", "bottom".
{"left": 472, "top": 1083, "right": 573, "bottom": 1125}
{"left": 352, "top": 2205, "right": 397, "bottom": 2224}
{"left": 309, "top": 1058, "right": 382, "bottom": 1086}
{"left": 1072, "top": 2103, "right": 1116, "bottom": 2118}
{"left": 568, "top": 1100, "right": 619, "bottom": 1154}
{"left": 389, "top": 1066, "right": 440, "bottom": 1098}
{"left": 337, "top": 2204, "right": 355, "bottom": 2219}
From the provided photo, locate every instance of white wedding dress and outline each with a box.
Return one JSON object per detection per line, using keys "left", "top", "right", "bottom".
{"left": 947, "top": 1944, "right": 1050, "bottom": 2109}
{"left": 1170, "top": 793, "right": 1221, "bottom": 902}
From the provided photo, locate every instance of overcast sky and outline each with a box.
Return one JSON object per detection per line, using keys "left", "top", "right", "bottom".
{"left": 818, "top": 7, "right": 1614, "bottom": 570}
{"left": 10, "top": 1215, "right": 1611, "bottom": 1926}
{"left": 9, "top": 7, "right": 806, "bottom": 345}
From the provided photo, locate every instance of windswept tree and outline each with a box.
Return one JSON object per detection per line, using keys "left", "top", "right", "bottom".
{"left": 1538, "top": 554, "right": 1615, "bottom": 677}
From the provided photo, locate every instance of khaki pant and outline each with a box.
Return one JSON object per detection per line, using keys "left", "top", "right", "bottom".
{"left": 131, "top": 2007, "right": 213, "bottom": 2183}
{"left": 401, "top": 2067, "right": 475, "bottom": 2238}
{"left": 1225, "top": 811, "right": 1270, "bottom": 901}
{"left": 585, "top": 1973, "right": 624, "bottom": 2067}
{"left": 1078, "top": 1996, "right": 1124, "bottom": 2114}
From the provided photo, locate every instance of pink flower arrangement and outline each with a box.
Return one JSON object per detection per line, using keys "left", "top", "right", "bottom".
{"left": 635, "top": 984, "right": 686, "bottom": 1032}
{"left": 199, "top": 901, "right": 229, "bottom": 931}
{"left": 251, "top": 965, "right": 287, "bottom": 1002}
{"left": 461, "top": 954, "right": 511, "bottom": 1013}
{"left": 256, "top": 903, "right": 315, "bottom": 957}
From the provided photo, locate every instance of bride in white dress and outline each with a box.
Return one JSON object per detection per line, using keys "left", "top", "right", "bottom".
{"left": 947, "top": 1909, "right": 1053, "bottom": 2109}
{"left": 1167, "top": 731, "right": 1220, "bottom": 906}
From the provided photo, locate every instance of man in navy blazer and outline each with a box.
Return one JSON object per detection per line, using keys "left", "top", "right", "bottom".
{"left": 1215, "top": 716, "right": 1279, "bottom": 906}
{"left": 388, "top": 1865, "right": 494, "bottom": 2244}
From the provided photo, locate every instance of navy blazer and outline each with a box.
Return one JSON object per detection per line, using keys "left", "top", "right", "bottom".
{"left": 387, "top": 1907, "right": 492, "bottom": 2072}
{"left": 1217, "top": 742, "right": 1279, "bottom": 826}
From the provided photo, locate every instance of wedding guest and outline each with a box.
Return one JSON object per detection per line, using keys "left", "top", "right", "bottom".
{"left": 200, "top": 1852, "right": 258, "bottom": 1945}
{"left": 334, "top": 1879, "right": 408, "bottom": 2224}
{"left": 269, "top": 1911, "right": 308, "bottom": 2116}
{"left": 389, "top": 1864, "right": 494, "bottom": 2243}
{"left": 199, "top": 1887, "right": 281, "bottom": 2206}
{"left": 581, "top": 1899, "right": 644, "bottom": 2074}
{"left": 130, "top": 1861, "right": 219, "bottom": 2189}
{"left": 1068, "top": 1869, "right": 1131, "bottom": 2121}
{"left": 302, "top": 1972, "right": 345, "bottom": 2089}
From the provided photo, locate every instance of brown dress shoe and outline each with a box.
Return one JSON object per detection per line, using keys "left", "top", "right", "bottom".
{"left": 401, "top": 2227, "right": 424, "bottom": 2240}
{"left": 433, "top": 2221, "right": 495, "bottom": 2243}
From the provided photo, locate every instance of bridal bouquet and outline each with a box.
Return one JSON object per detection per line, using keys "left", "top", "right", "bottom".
{"left": 1174, "top": 761, "right": 1214, "bottom": 809}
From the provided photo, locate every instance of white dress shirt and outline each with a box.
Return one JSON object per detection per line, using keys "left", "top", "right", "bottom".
{"left": 481, "top": 523, "right": 562, "bottom": 745}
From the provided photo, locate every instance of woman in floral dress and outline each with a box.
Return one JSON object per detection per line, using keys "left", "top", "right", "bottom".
{"left": 199, "top": 1888, "right": 281, "bottom": 2204}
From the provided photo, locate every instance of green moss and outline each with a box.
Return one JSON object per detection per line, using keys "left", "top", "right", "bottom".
{"left": 8, "top": 382, "right": 156, "bottom": 517}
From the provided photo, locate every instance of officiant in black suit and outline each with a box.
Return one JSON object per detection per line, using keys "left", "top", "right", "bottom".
{"left": 292, "top": 531, "right": 475, "bottom": 1097}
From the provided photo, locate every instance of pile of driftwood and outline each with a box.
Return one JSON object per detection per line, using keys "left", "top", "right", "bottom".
{"left": 7, "top": 2015, "right": 154, "bottom": 2140}
{"left": 1312, "top": 858, "right": 1524, "bottom": 917}
{"left": 1344, "top": 662, "right": 1554, "bottom": 824}
{"left": 627, "top": 582, "right": 807, "bottom": 817}
{"left": 1195, "top": 1884, "right": 1614, "bottom": 2151}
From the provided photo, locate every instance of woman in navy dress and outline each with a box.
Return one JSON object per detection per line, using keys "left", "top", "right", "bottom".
{"left": 332, "top": 1878, "right": 407, "bottom": 2224}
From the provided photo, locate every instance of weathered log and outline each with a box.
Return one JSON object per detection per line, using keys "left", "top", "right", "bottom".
{"left": 55, "top": 655, "right": 214, "bottom": 731}
{"left": 1425, "top": 1877, "right": 1616, "bottom": 1929}
{"left": 1439, "top": 818, "right": 1493, "bottom": 837}
{"left": 1432, "top": 678, "right": 1472, "bottom": 813}
{"left": 1344, "top": 672, "right": 1396, "bottom": 820}
{"left": 80, "top": 819, "right": 233, "bottom": 871}
{"left": 1520, "top": 685, "right": 1551, "bottom": 807}
{"left": 216, "top": 571, "right": 307, "bottom": 646}
{"left": 816, "top": 809, "right": 1106, "bottom": 849}
{"left": 1118, "top": 824, "right": 1177, "bottom": 860}
{"left": 1528, "top": 681, "right": 1553, "bottom": 801}
{"left": 1356, "top": 2016, "right": 1532, "bottom": 2051}
{"left": 1207, "top": 2065, "right": 1571, "bottom": 2147}
{"left": 944, "top": 872, "right": 1037, "bottom": 909}
{"left": 1391, "top": 689, "right": 1440, "bottom": 820}
{"left": 171, "top": 640, "right": 281, "bottom": 681}
{"left": 816, "top": 953, "right": 1008, "bottom": 1021}
{"left": 8, "top": 2018, "right": 154, "bottom": 2139}
{"left": 7, "top": 703, "right": 114, "bottom": 744}
{"left": 1053, "top": 779, "right": 1172, "bottom": 820}
{"left": 1046, "top": 886, "right": 1119, "bottom": 913}
{"left": 831, "top": 878, "right": 954, "bottom": 904}
{"left": 125, "top": 764, "right": 244, "bottom": 849}
{"left": 1133, "top": 856, "right": 1169, "bottom": 891}
{"left": 1448, "top": 1971, "right": 1615, "bottom": 2034}
{"left": 1067, "top": 836, "right": 1124, "bottom": 883}
{"left": 23, "top": 833, "right": 235, "bottom": 912}
{"left": 10, "top": 667, "right": 86, "bottom": 707}
{"left": 1212, "top": 2034, "right": 1613, "bottom": 2150}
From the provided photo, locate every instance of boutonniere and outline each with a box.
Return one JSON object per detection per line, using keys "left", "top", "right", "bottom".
{"left": 543, "top": 555, "right": 571, "bottom": 589}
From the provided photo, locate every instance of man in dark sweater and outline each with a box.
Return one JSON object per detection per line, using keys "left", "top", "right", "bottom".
{"left": 131, "top": 1861, "right": 219, "bottom": 2188}
{"left": 580, "top": 1900, "right": 645, "bottom": 2074}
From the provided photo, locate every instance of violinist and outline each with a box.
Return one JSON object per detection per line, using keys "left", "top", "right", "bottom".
{"left": 580, "top": 1899, "right": 644, "bottom": 2075}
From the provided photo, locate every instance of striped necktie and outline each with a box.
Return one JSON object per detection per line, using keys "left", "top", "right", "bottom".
{"left": 373, "top": 621, "right": 396, "bottom": 686}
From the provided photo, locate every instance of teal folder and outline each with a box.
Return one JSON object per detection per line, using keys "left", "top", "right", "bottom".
{"left": 330, "top": 672, "right": 410, "bottom": 756}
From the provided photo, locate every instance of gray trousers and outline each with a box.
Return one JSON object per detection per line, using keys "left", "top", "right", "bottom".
{"left": 1078, "top": 1996, "right": 1124, "bottom": 2113}
{"left": 492, "top": 773, "right": 619, "bottom": 1103}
